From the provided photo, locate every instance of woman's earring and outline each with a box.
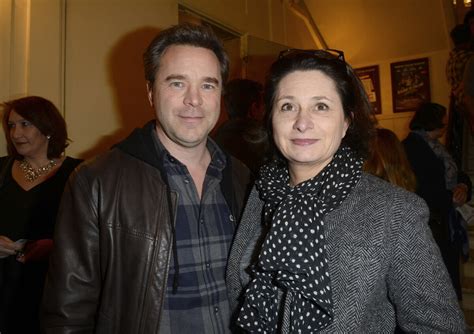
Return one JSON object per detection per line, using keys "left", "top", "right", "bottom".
{"left": 46, "top": 135, "right": 51, "bottom": 140}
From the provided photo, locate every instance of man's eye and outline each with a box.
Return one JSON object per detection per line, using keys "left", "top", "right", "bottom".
{"left": 202, "top": 83, "right": 216, "bottom": 90}
{"left": 170, "top": 82, "right": 184, "bottom": 88}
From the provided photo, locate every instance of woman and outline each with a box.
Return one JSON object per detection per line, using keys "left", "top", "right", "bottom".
{"left": 0, "top": 96, "right": 82, "bottom": 333}
{"left": 403, "top": 102, "right": 471, "bottom": 301}
{"left": 364, "top": 128, "right": 416, "bottom": 192}
{"left": 226, "top": 50, "right": 466, "bottom": 332}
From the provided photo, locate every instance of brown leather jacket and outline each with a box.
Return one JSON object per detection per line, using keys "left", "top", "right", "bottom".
{"left": 41, "top": 121, "right": 251, "bottom": 333}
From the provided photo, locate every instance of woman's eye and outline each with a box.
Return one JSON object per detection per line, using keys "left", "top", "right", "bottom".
{"left": 280, "top": 103, "right": 295, "bottom": 112}
{"left": 21, "top": 121, "right": 31, "bottom": 127}
{"left": 315, "top": 103, "right": 329, "bottom": 111}
{"left": 7, "top": 123, "right": 15, "bottom": 129}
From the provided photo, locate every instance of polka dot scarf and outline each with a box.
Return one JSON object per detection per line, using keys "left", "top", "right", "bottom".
{"left": 237, "top": 146, "right": 363, "bottom": 333}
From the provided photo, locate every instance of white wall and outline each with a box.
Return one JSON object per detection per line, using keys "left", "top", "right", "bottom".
{"left": 62, "top": 0, "right": 176, "bottom": 158}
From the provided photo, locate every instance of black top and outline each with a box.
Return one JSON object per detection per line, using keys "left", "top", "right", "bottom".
{"left": 0, "top": 156, "right": 82, "bottom": 334}
{"left": 403, "top": 132, "right": 471, "bottom": 300}
{"left": 402, "top": 132, "right": 472, "bottom": 239}
{"left": 402, "top": 132, "right": 452, "bottom": 224}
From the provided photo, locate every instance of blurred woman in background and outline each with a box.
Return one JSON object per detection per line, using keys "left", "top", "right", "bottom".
{"left": 0, "top": 96, "right": 82, "bottom": 333}
{"left": 364, "top": 127, "right": 416, "bottom": 192}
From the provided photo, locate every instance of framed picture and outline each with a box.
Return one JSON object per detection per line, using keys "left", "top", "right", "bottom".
{"left": 390, "top": 58, "right": 430, "bottom": 113}
{"left": 354, "top": 65, "right": 382, "bottom": 114}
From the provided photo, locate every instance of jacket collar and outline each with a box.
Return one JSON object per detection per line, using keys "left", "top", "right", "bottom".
{"left": 114, "top": 120, "right": 242, "bottom": 219}
{"left": 114, "top": 120, "right": 163, "bottom": 170}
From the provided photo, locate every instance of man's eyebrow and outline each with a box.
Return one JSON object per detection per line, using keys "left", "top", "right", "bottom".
{"left": 203, "top": 77, "right": 220, "bottom": 85}
{"left": 164, "top": 75, "right": 220, "bottom": 86}
{"left": 165, "top": 74, "right": 186, "bottom": 81}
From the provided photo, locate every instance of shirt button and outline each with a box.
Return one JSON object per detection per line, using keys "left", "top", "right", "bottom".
{"left": 200, "top": 218, "right": 204, "bottom": 224}
{"left": 184, "top": 178, "right": 190, "bottom": 184}
{"left": 206, "top": 262, "right": 211, "bottom": 269}
{"left": 229, "top": 214, "right": 235, "bottom": 222}
{"left": 214, "top": 306, "right": 219, "bottom": 313}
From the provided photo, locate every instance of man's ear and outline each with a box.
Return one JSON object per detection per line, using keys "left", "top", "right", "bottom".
{"left": 146, "top": 81, "right": 154, "bottom": 107}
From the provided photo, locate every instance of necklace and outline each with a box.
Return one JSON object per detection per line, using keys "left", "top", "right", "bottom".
{"left": 19, "top": 159, "right": 57, "bottom": 182}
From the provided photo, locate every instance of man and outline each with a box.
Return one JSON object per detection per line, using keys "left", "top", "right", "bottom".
{"left": 41, "top": 24, "right": 251, "bottom": 333}
{"left": 213, "top": 79, "right": 269, "bottom": 173}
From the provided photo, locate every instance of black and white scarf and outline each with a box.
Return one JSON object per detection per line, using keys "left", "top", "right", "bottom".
{"left": 237, "top": 146, "right": 363, "bottom": 333}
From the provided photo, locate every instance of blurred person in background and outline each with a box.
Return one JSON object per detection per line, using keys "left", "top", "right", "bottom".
{"left": 364, "top": 127, "right": 416, "bottom": 192}
{"left": 214, "top": 78, "right": 269, "bottom": 174}
{"left": 0, "top": 96, "right": 82, "bottom": 333}
{"left": 446, "top": 23, "right": 474, "bottom": 167}
{"left": 403, "top": 102, "right": 472, "bottom": 301}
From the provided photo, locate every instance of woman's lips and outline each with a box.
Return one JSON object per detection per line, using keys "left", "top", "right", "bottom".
{"left": 291, "top": 138, "right": 318, "bottom": 145}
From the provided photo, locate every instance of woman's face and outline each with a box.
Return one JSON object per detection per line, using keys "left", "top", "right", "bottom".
{"left": 272, "top": 70, "right": 349, "bottom": 182}
{"left": 8, "top": 110, "right": 49, "bottom": 160}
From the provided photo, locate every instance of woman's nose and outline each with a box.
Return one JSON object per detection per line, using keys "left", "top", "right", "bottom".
{"left": 10, "top": 126, "right": 21, "bottom": 138}
{"left": 293, "top": 111, "right": 314, "bottom": 132}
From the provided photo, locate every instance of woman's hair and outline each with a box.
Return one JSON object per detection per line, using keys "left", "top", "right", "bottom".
{"left": 409, "top": 102, "right": 446, "bottom": 131}
{"left": 2, "top": 96, "right": 69, "bottom": 159}
{"left": 143, "top": 23, "right": 229, "bottom": 86}
{"left": 364, "top": 128, "right": 416, "bottom": 192}
{"left": 263, "top": 50, "right": 377, "bottom": 161}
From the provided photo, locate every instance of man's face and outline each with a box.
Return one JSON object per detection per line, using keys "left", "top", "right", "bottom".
{"left": 147, "top": 45, "right": 222, "bottom": 150}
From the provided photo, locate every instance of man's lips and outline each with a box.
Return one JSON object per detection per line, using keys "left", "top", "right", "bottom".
{"left": 180, "top": 115, "right": 204, "bottom": 123}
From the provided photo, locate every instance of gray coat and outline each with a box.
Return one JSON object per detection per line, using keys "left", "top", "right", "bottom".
{"left": 227, "top": 173, "right": 467, "bottom": 333}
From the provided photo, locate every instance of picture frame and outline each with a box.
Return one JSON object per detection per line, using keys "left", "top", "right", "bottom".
{"left": 390, "top": 57, "right": 430, "bottom": 113}
{"left": 354, "top": 65, "right": 382, "bottom": 114}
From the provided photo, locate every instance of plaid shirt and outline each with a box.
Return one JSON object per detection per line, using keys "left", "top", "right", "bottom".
{"left": 153, "top": 133, "right": 235, "bottom": 333}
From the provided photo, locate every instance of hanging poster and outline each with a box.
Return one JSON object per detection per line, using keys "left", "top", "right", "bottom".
{"left": 354, "top": 65, "right": 382, "bottom": 114}
{"left": 390, "top": 57, "right": 430, "bottom": 113}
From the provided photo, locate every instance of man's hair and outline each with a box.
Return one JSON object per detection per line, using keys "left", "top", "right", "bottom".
{"left": 464, "top": 9, "right": 474, "bottom": 26}
{"left": 450, "top": 24, "right": 470, "bottom": 46}
{"left": 409, "top": 102, "right": 446, "bottom": 131}
{"left": 224, "top": 79, "right": 263, "bottom": 119}
{"left": 143, "top": 23, "right": 229, "bottom": 85}
{"left": 2, "top": 96, "right": 69, "bottom": 159}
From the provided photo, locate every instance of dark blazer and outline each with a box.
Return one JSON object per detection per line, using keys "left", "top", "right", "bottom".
{"left": 227, "top": 173, "right": 467, "bottom": 333}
